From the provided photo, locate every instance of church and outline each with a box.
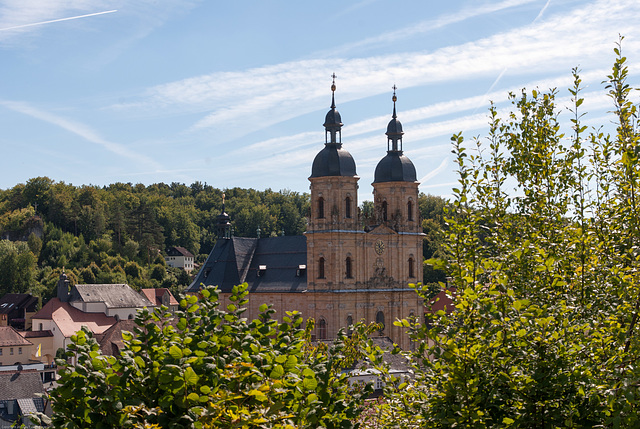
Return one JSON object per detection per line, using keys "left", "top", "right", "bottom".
{"left": 187, "top": 79, "right": 423, "bottom": 349}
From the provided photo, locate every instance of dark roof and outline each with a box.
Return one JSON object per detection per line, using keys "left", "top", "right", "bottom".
{"left": 70, "top": 284, "right": 154, "bottom": 309}
{"left": 188, "top": 235, "right": 307, "bottom": 293}
{"left": 0, "top": 371, "right": 44, "bottom": 401}
{"left": 167, "top": 246, "right": 194, "bottom": 257}
{"left": 21, "top": 330, "right": 53, "bottom": 339}
{"left": 310, "top": 143, "right": 357, "bottom": 178}
{"left": 97, "top": 319, "right": 138, "bottom": 356}
{"left": 373, "top": 152, "right": 417, "bottom": 183}
{"left": 0, "top": 294, "right": 38, "bottom": 315}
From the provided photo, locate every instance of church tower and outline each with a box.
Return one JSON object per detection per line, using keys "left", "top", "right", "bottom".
{"left": 307, "top": 75, "right": 360, "bottom": 291}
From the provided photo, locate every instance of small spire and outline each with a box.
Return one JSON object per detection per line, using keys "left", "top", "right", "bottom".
{"left": 392, "top": 84, "right": 398, "bottom": 119}
{"left": 330, "top": 73, "right": 337, "bottom": 108}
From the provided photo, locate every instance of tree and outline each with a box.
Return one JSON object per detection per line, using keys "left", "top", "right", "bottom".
{"left": 375, "top": 42, "right": 640, "bottom": 428}
{"left": 47, "top": 283, "right": 377, "bottom": 428}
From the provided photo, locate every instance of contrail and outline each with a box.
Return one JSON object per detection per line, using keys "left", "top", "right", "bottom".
{"left": 0, "top": 10, "right": 117, "bottom": 31}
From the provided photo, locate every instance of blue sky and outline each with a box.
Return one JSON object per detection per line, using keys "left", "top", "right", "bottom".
{"left": 0, "top": 0, "right": 638, "bottom": 202}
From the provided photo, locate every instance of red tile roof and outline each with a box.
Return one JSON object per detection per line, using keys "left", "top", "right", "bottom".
{"left": 0, "top": 326, "right": 32, "bottom": 347}
{"left": 140, "top": 288, "right": 179, "bottom": 306}
{"left": 32, "top": 298, "right": 116, "bottom": 338}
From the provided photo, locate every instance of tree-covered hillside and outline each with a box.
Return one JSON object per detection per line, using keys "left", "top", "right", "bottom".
{"left": 0, "top": 178, "right": 448, "bottom": 301}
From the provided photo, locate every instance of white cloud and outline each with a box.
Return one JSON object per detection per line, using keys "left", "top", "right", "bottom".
{"left": 0, "top": 99, "right": 160, "bottom": 169}
{"left": 113, "top": 0, "right": 640, "bottom": 142}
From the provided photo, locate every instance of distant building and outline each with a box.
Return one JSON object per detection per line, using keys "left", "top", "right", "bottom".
{"left": 165, "top": 246, "right": 195, "bottom": 272}
{"left": 188, "top": 82, "right": 423, "bottom": 350}
{"left": 0, "top": 326, "right": 32, "bottom": 366}
{"left": 140, "top": 288, "right": 179, "bottom": 313}
{"left": 31, "top": 297, "right": 116, "bottom": 357}
{"left": 0, "top": 371, "right": 48, "bottom": 427}
{"left": 0, "top": 294, "right": 39, "bottom": 330}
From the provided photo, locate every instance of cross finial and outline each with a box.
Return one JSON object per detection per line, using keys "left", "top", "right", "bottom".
{"left": 331, "top": 73, "right": 337, "bottom": 92}
{"left": 392, "top": 84, "right": 397, "bottom": 103}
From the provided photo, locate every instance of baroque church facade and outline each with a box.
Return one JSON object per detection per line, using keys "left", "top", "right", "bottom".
{"left": 188, "top": 80, "right": 423, "bottom": 349}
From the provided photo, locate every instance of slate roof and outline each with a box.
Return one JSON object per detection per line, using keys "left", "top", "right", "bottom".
{"left": 31, "top": 298, "right": 116, "bottom": 338}
{"left": 167, "top": 246, "right": 194, "bottom": 258}
{"left": 0, "top": 327, "right": 32, "bottom": 347}
{"left": 0, "top": 371, "right": 44, "bottom": 401}
{"left": 140, "top": 288, "right": 179, "bottom": 307}
{"left": 0, "top": 294, "right": 38, "bottom": 315}
{"left": 187, "top": 235, "right": 307, "bottom": 294}
{"left": 70, "top": 284, "right": 154, "bottom": 309}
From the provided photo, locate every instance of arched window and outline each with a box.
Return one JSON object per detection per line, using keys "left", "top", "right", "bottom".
{"left": 318, "top": 318, "right": 327, "bottom": 340}
{"left": 318, "top": 197, "right": 325, "bottom": 219}
{"left": 345, "top": 197, "right": 352, "bottom": 218}
{"left": 409, "top": 257, "right": 415, "bottom": 278}
{"left": 382, "top": 201, "right": 388, "bottom": 221}
{"left": 407, "top": 200, "right": 414, "bottom": 221}
{"left": 318, "top": 257, "right": 325, "bottom": 279}
{"left": 347, "top": 315, "right": 353, "bottom": 335}
{"left": 376, "top": 311, "right": 385, "bottom": 332}
{"left": 345, "top": 257, "right": 353, "bottom": 279}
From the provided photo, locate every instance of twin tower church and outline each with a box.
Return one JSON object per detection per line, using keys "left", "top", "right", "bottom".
{"left": 187, "top": 79, "right": 423, "bottom": 349}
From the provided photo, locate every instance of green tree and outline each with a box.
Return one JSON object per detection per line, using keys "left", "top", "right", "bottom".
{"left": 376, "top": 43, "right": 640, "bottom": 428}
{"left": 47, "top": 284, "right": 376, "bottom": 428}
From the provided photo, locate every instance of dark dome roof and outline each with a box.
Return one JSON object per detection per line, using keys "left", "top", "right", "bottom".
{"left": 386, "top": 117, "right": 403, "bottom": 135}
{"left": 373, "top": 152, "right": 417, "bottom": 183}
{"left": 324, "top": 108, "right": 342, "bottom": 128}
{"left": 310, "top": 144, "right": 357, "bottom": 178}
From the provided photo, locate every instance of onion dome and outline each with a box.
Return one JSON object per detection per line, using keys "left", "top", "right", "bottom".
{"left": 374, "top": 87, "right": 417, "bottom": 183}
{"left": 310, "top": 74, "right": 357, "bottom": 178}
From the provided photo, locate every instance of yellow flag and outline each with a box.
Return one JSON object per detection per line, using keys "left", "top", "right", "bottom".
{"left": 36, "top": 343, "right": 41, "bottom": 357}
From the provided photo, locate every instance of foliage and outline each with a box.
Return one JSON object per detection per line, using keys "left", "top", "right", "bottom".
{"left": 373, "top": 41, "right": 640, "bottom": 428}
{"left": 47, "top": 283, "right": 376, "bottom": 429}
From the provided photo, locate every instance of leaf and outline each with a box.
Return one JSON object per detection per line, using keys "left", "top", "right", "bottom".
{"left": 184, "top": 367, "right": 199, "bottom": 385}
{"left": 169, "top": 345, "right": 183, "bottom": 360}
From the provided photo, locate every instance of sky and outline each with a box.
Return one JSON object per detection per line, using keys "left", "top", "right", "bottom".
{"left": 0, "top": 0, "right": 639, "bottom": 202}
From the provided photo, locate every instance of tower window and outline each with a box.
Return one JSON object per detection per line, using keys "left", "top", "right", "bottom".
{"left": 318, "top": 257, "right": 325, "bottom": 279}
{"left": 347, "top": 315, "right": 353, "bottom": 335}
{"left": 318, "top": 318, "right": 327, "bottom": 340}
{"left": 408, "top": 200, "right": 414, "bottom": 221}
{"left": 409, "top": 257, "right": 415, "bottom": 278}
{"left": 345, "top": 197, "right": 352, "bottom": 218}
{"left": 376, "top": 311, "right": 385, "bottom": 332}
{"left": 382, "top": 201, "right": 388, "bottom": 222}
{"left": 318, "top": 197, "right": 325, "bottom": 219}
{"left": 346, "top": 257, "right": 353, "bottom": 279}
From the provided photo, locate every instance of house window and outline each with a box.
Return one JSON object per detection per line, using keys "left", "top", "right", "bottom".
{"left": 318, "top": 197, "right": 325, "bottom": 219}
{"left": 408, "top": 200, "right": 414, "bottom": 221}
{"left": 39, "top": 323, "right": 43, "bottom": 331}
{"left": 345, "top": 257, "right": 353, "bottom": 279}
{"left": 318, "top": 257, "right": 325, "bottom": 279}
{"left": 18, "top": 347, "right": 22, "bottom": 355}
{"left": 345, "top": 197, "right": 352, "bottom": 218}
{"left": 409, "top": 257, "right": 415, "bottom": 278}
{"left": 0, "top": 348, "right": 3, "bottom": 356}
{"left": 10, "top": 348, "right": 14, "bottom": 355}
{"left": 382, "top": 201, "right": 388, "bottom": 221}
{"left": 318, "top": 318, "right": 327, "bottom": 340}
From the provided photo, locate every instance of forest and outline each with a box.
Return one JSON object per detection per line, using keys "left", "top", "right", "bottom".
{"left": 0, "top": 177, "right": 447, "bottom": 301}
